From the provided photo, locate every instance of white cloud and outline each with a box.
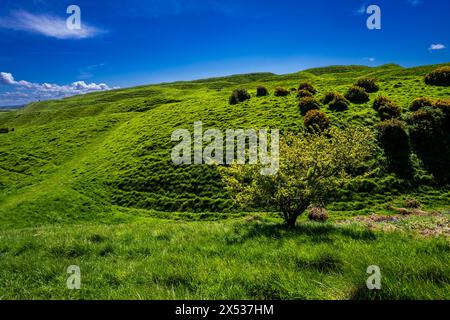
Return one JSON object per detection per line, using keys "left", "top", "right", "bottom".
{"left": 0, "top": 72, "right": 16, "bottom": 85}
{"left": 429, "top": 43, "right": 446, "bottom": 51}
{"left": 0, "top": 72, "right": 119, "bottom": 105}
{"left": 355, "top": 5, "right": 367, "bottom": 16}
{"left": 0, "top": 10, "right": 104, "bottom": 39}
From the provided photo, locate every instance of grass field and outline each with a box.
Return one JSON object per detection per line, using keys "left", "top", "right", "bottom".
{"left": 0, "top": 63, "right": 449, "bottom": 299}
{"left": 1, "top": 217, "right": 448, "bottom": 300}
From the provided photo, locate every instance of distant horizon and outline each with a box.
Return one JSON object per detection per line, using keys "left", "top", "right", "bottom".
{"left": 2, "top": 61, "right": 449, "bottom": 107}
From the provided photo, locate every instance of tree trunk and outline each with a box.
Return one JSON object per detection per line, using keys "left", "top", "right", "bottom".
{"left": 284, "top": 206, "right": 307, "bottom": 228}
{"left": 286, "top": 215, "right": 298, "bottom": 228}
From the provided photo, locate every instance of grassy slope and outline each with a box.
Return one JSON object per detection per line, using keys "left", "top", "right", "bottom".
{"left": 0, "top": 219, "right": 448, "bottom": 299}
{"left": 0, "top": 64, "right": 449, "bottom": 299}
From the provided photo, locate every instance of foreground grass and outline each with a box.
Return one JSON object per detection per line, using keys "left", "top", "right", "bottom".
{"left": 0, "top": 218, "right": 448, "bottom": 300}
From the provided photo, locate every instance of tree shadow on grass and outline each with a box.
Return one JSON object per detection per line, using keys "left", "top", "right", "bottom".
{"left": 350, "top": 284, "right": 414, "bottom": 300}
{"left": 226, "top": 221, "right": 376, "bottom": 245}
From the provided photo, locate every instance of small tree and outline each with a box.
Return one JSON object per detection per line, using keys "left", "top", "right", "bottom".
{"left": 219, "top": 126, "right": 374, "bottom": 227}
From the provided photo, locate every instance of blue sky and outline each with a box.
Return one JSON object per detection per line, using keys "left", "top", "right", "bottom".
{"left": 0, "top": 0, "right": 448, "bottom": 106}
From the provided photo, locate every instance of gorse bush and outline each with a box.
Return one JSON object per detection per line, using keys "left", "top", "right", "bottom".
{"left": 378, "top": 103, "right": 402, "bottom": 121}
{"left": 408, "top": 108, "right": 450, "bottom": 184}
{"left": 322, "top": 92, "right": 339, "bottom": 105}
{"left": 298, "top": 97, "right": 321, "bottom": 116}
{"left": 377, "top": 119, "right": 412, "bottom": 178}
{"left": 298, "top": 82, "right": 317, "bottom": 95}
{"left": 405, "top": 198, "right": 422, "bottom": 209}
{"left": 424, "top": 66, "right": 450, "bottom": 86}
{"left": 373, "top": 95, "right": 393, "bottom": 111}
{"left": 433, "top": 99, "right": 450, "bottom": 129}
{"left": 307, "top": 205, "right": 329, "bottom": 222}
{"left": 355, "top": 77, "right": 379, "bottom": 93}
{"left": 373, "top": 95, "right": 401, "bottom": 120}
{"left": 410, "top": 97, "right": 434, "bottom": 111}
{"left": 229, "top": 89, "right": 251, "bottom": 105}
{"left": 304, "top": 110, "right": 330, "bottom": 132}
{"left": 328, "top": 94, "right": 350, "bottom": 112}
{"left": 345, "top": 86, "right": 370, "bottom": 104}
{"left": 297, "top": 89, "right": 314, "bottom": 98}
{"left": 256, "top": 86, "right": 269, "bottom": 97}
{"left": 274, "top": 87, "right": 290, "bottom": 97}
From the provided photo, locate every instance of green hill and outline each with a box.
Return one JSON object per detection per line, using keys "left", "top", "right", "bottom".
{"left": 1, "top": 63, "right": 449, "bottom": 229}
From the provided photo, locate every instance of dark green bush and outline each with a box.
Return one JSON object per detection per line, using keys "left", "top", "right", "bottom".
{"left": 345, "top": 86, "right": 370, "bottom": 104}
{"left": 433, "top": 99, "right": 450, "bottom": 129}
{"left": 322, "top": 92, "right": 339, "bottom": 105}
{"left": 229, "top": 89, "right": 251, "bottom": 105}
{"left": 256, "top": 86, "right": 268, "bottom": 97}
{"left": 274, "top": 87, "right": 290, "bottom": 97}
{"left": 410, "top": 97, "right": 434, "bottom": 111}
{"left": 373, "top": 95, "right": 401, "bottom": 120}
{"left": 298, "top": 97, "right": 321, "bottom": 116}
{"left": 298, "top": 82, "right": 317, "bottom": 95}
{"left": 373, "top": 95, "right": 393, "bottom": 111}
{"left": 0, "top": 128, "right": 9, "bottom": 134}
{"left": 304, "top": 110, "right": 330, "bottom": 132}
{"left": 378, "top": 103, "right": 402, "bottom": 121}
{"left": 297, "top": 89, "right": 314, "bottom": 98}
{"left": 424, "top": 66, "right": 450, "bottom": 86}
{"left": 328, "top": 94, "right": 350, "bottom": 112}
{"left": 377, "top": 119, "right": 412, "bottom": 178}
{"left": 355, "top": 77, "right": 379, "bottom": 93}
{"left": 408, "top": 108, "right": 450, "bottom": 184}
